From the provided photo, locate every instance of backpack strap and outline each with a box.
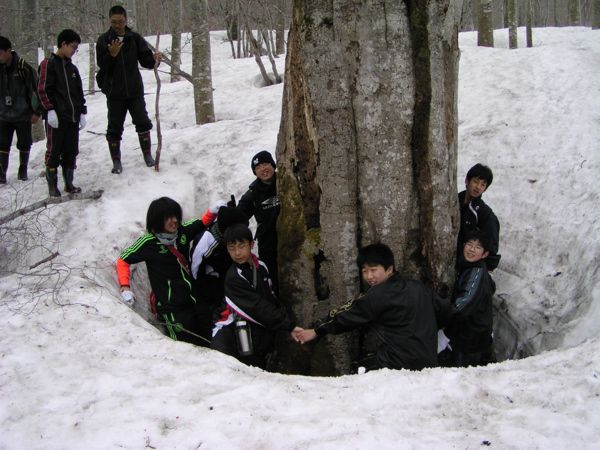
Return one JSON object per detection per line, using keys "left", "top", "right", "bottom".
{"left": 166, "top": 245, "right": 191, "bottom": 275}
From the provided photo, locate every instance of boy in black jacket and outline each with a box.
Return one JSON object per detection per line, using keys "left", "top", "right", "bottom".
{"left": 38, "top": 29, "right": 87, "bottom": 197}
{"left": 445, "top": 230, "right": 496, "bottom": 367}
{"left": 96, "top": 5, "right": 162, "bottom": 173}
{"left": 297, "top": 243, "right": 441, "bottom": 372}
{"left": 237, "top": 150, "right": 280, "bottom": 293}
{"left": 211, "top": 224, "right": 300, "bottom": 369}
{"left": 457, "top": 163, "right": 500, "bottom": 271}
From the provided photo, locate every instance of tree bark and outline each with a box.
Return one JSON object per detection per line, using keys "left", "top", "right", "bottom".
{"left": 274, "top": 0, "right": 460, "bottom": 375}
{"left": 593, "top": 0, "right": 600, "bottom": 28}
{"left": 508, "top": 0, "right": 518, "bottom": 48}
{"left": 478, "top": 0, "right": 495, "bottom": 47}
{"left": 275, "top": 0, "right": 286, "bottom": 54}
{"left": 191, "top": 0, "right": 215, "bottom": 124}
{"left": 169, "top": 0, "right": 183, "bottom": 83}
{"left": 570, "top": 0, "right": 582, "bottom": 24}
{"left": 527, "top": 0, "right": 534, "bottom": 47}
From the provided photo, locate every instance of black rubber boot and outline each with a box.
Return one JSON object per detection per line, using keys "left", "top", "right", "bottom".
{"left": 63, "top": 167, "right": 81, "bottom": 194}
{"left": 109, "top": 140, "right": 122, "bottom": 174}
{"left": 18, "top": 150, "right": 30, "bottom": 181}
{"left": 45, "top": 167, "right": 61, "bottom": 197}
{"left": 138, "top": 131, "right": 155, "bottom": 167}
{"left": 0, "top": 150, "right": 9, "bottom": 184}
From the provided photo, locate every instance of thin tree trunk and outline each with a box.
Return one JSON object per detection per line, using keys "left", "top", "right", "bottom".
{"left": 88, "top": 43, "right": 96, "bottom": 92}
{"left": 593, "top": 0, "right": 600, "bottom": 28}
{"left": 261, "top": 29, "right": 282, "bottom": 83}
{"left": 274, "top": 0, "right": 460, "bottom": 375}
{"left": 527, "top": 0, "right": 534, "bottom": 46}
{"left": 191, "top": 0, "right": 215, "bottom": 124}
{"left": 275, "top": 0, "right": 286, "bottom": 54}
{"left": 167, "top": 0, "right": 183, "bottom": 83}
{"left": 246, "top": 25, "right": 273, "bottom": 85}
{"left": 478, "top": 0, "right": 495, "bottom": 47}
{"left": 508, "top": 0, "right": 518, "bottom": 48}
{"left": 570, "top": 0, "right": 582, "bottom": 24}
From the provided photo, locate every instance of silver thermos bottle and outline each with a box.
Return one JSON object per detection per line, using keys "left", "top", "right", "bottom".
{"left": 235, "top": 318, "right": 253, "bottom": 356}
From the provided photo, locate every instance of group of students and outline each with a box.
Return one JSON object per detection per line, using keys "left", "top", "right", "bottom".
{"left": 117, "top": 156, "right": 501, "bottom": 373}
{"left": 0, "top": 5, "right": 162, "bottom": 194}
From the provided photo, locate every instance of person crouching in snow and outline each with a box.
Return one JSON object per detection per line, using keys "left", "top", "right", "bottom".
{"left": 211, "top": 224, "right": 302, "bottom": 369}
{"left": 116, "top": 197, "right": 219, "bottom": 346}
{"left": 296, "top": 243, "right": 442, "bottom": 372}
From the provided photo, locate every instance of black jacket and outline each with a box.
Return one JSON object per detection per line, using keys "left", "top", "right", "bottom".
{"left": 445, "top": 259, "right": 495, "bottom": 353}
{"left": 315, "top": 273, "right": 440, "bottom": 371}
{"left": 238, "top": 175, "right": 279, "bottom": 256}
{"left": 37, "top": 54, "right": 86, "bottom": 123}
{"left": 458, "top": 190, "right": 501, "bottom": 270}
{"left": 0, "top": 51, "right": 40, "bottom": 122}
{"left": 119, "top": 219, "right": 206, "bottom": 314}
{"left": 224, "top": 259, "right": 293, "bottom": 332}
{"left": 96, "top": 27, "right": 155, "bottom": 99}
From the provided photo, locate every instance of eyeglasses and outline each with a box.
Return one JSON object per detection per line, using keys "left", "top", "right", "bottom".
{"left": 68, "top": 43, "right": 79, "bottom": 53}
{"left": 464, "top": 242, "right": 484, "bottom": 251}
{"left": 111, "top": 19, "right": 126, "bottom": 25}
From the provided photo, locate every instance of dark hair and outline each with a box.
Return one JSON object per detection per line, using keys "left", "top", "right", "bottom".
{"left": 357, "top": 243, "right": 395, "bottom": 271}
{"left": 466, "top": 163, "right": 493, "bottom": 187}
{"left": 0, "top": 36, "right": 12, "bottom": 51}
{"left": 223, "top": 223, "right": 253, "bottom": 245}
{"left": 463, "top": 230, "right": 491, "bottom": 252}
{"left": 109, "top": 5, "right": 127, "bottom": 17}
{"left": 57, "top": 29, "right": 81, "bottom": 48}
{"left": 146, "top": 197, "right": 182, "bottom": 234}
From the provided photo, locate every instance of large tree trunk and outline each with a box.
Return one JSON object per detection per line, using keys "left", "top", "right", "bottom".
{"left": 191, "top": 0, "right": 215, "bottom": 124}
{"left": 274, "top": 0, "right": 461, "bottom": 376}
{"left": 526, "top": 0, "right": 534, "bottom": 47}
{"left": 478, "top": 0, "right": 495, "bottom": 47}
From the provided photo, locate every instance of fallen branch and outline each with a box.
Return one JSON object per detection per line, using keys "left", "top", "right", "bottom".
{"left": 29, "top": 251, "right": 59, "bottom": 269}
{"left": 0, "top": 190, "right": 104, "bottom": 226}
{"left": 86, "top": 130, "right": 105, "bottom": 136}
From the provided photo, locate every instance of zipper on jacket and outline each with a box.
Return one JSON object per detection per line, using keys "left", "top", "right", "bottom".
{"left": 62, "top": 58, "right": 76, "bottom": 123}
{"left": 120, "top": 48, "right": 129, "bottom": 97}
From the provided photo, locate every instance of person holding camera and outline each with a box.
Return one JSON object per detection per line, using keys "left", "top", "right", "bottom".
{"left": 0, "top": 36, "right": 41, "bottom": 184}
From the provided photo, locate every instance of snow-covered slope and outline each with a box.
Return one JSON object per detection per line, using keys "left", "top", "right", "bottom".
{"left": 0, "top": 27, "right": 598, "bottom": 449}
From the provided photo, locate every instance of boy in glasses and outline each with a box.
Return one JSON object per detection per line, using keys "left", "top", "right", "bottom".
{"left": 445, "top": 230, "right": 496, "bottom": 367}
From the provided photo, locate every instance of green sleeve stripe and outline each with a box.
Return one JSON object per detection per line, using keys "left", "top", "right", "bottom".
{"left": 182, "top": 218, "right": 200, "bottom": 227}
{"left": 119, "top": 233, "right": 156, "bottom": 259}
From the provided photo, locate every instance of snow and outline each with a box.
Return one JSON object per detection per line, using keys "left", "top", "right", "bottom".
{"left": 1, "top": 27, "right": 599, "bottom": 449}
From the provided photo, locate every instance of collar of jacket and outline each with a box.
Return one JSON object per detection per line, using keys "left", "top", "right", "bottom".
{"left": 107, "top": 26, "right": 133, "bottom": 41}
{"left": 249, "top": 172, "right": 277, "bottom": 191}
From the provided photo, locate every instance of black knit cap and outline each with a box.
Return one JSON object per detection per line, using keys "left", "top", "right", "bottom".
{"left": 217, "top": 206, "right": 249, "bottom": 234}
{"left": 251, "top": 150, "right": 276, "bottom": 174}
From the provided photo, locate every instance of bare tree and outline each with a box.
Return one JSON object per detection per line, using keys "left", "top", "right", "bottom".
{"left": 508, "top": 0, "right": 518, "bottom": 48}
{"left": 167, "top": 0, "right": 183, "bottom": 82}
{"left": 273, "top": 0, "right": 460, "bottom": 375}
{"left": 191, "top": 0, "right": 215, "bottom": 124}
{"left": 275, "top": 0, "right": 286, "bottom": 54}
{"left": 478, "top": 0, "right": 495, "bottom": 47}
{"left": 527, "top": 0, "right": 534, "bottom": 47}
{"left": 570, "top": 0, "right": 582, "bottom": 24}
{"left": 593, "top": 0, "right": 600, "bottom": 27}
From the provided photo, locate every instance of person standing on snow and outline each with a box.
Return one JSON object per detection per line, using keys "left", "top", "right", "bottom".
{"left": 237, "top": 150, "right": 280, "bottom": 294}
{"left": 37, "top": 29, "right": 87, "bottom": 197}
{"left": 0, "top": 36, "right": 41, "bottom": 184}
{"left": 96, "top": 5, "right": 162, "bottom": 174}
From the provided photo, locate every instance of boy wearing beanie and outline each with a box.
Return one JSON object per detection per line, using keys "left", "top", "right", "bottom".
{"left": 238, "top": 150, "right": 280, "bottom": 293}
